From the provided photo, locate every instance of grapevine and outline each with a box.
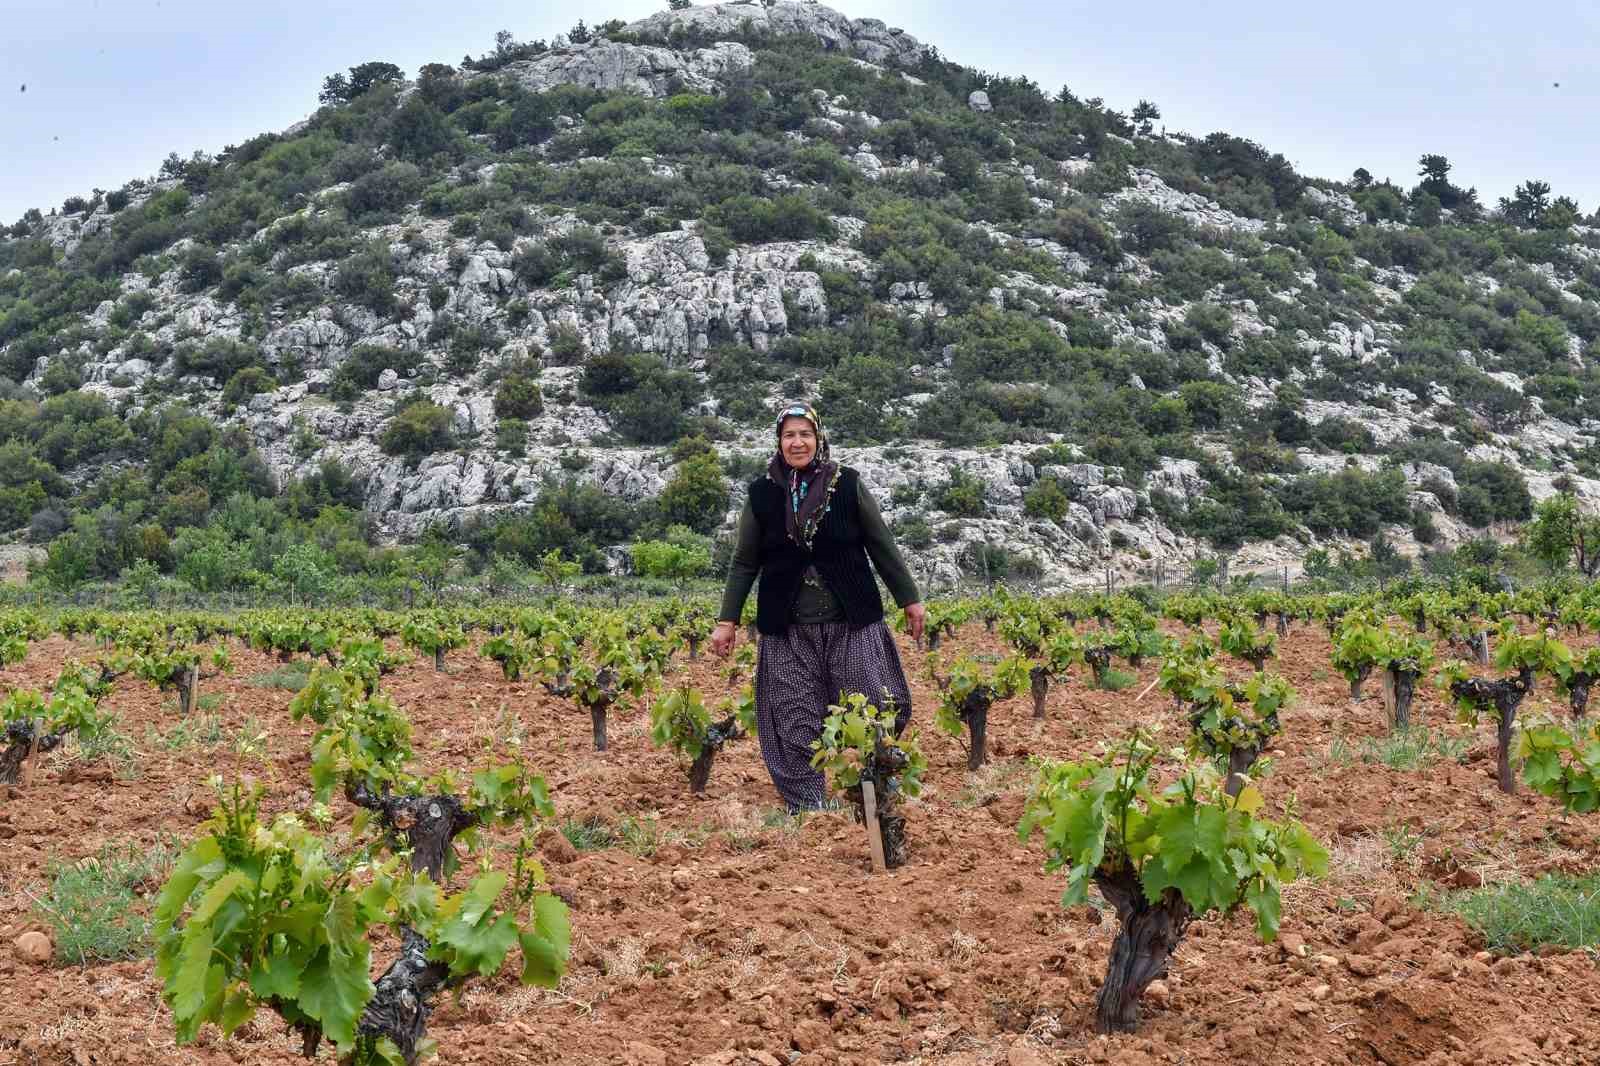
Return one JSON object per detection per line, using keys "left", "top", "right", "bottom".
{"left": 811, "top": 693, "right": 927, "bottom": 867}
{"left": 1018, "top": 730, "right": 1327, "bottom": 1033}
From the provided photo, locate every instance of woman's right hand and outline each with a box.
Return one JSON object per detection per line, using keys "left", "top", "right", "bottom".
{"left": 711, "top": 621, "right": 738, "bottom": 658}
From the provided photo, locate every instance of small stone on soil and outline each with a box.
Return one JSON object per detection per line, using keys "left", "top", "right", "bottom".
{"left": 13, "top": 931, "right": 50, "bottom": 964}
{"left": 1006, "top": 1043, "right": 1048, "bottom": 1066}
{"left": 1343, "top": 954, "right": 1381, "bottom": 977}
{"left": 624, "top": 1042, "right": 667, "bottom": 1066}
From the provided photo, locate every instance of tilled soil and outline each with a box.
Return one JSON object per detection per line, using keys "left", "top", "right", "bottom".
{"left": 1, "top": 625, "right": 1598, "bottom": 1066}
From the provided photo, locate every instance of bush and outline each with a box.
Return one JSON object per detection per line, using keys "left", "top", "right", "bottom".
{"left": 332, "top": 242, "right": 398, "bottom": 315}
{"left": 931, "top": 468, "right": 987, "bottom": 517}
{"left": 581, "top": 352, "right": 703, "bottom": 444}
{"left": 894, "top": 513, "right": 933, "bottom": 548}
{"left": 222, "top": 366, "right": 276, "bottom": 407}
{"left": 707, "top": 193, "right": 834, "bottom": 243}
{"left": 1457, "top": 460, "right": 1531, "bottom": 526}
{"left": 962, "top": 541, "right": 1014, "bottom": 581}
{"left": 495, "top": 418, "right": 528, "bottom": 457}
{"left": 330, "top": 343, "right": 420, "bottom": 400}
{"left": 1115, "top": 202, "right": 1194, "bottom": 253}
{"left": 1273, "top": 466, "right": 1411, "bottom": 538}
{"left": 493, "top": 364, "right": 544, "bottom": 419}
{"left": 1052, "top": 207, "right": 1122, "bottom": 265}
{"left": 178, "top": 244, "right": 223, "bottom": 293}
{"left": 175, "top": 337, "right": 261, "bottom": 380}
{"left": 632, "top": 537, "right": 710, "bottom": 581}
{"left": 445, "top": 323, "right": 496, "bottom": 375}
{"left": 1023, "top": 477, "right": 1071, "bottom": 522}
{"left": 657, "top": 450, "right": 728, "bottom": 533}
{"left": 473, "top": 478, "right": 641, "bottom": 568}
{"left": 1174, "top": 380, "right": 1239, "bottom": 430}
{"left": 379, "top": 399, "right": 455, "bottom": 459}
{"left": 343, "top": 161, "right": 423, "bottom": 220}
{"left": 1185, "top": 302, "right": 1233, "bottom": 347}
{"left": 512, "top": 226, "right": 625, "bottom": 287}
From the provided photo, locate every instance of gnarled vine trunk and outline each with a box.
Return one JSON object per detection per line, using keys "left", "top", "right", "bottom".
{"left": 955, "top": 688, "right": 997, "bottom": 771}
{"left": 1029, "top": 666, "right": 1049, "bottom": 720}
{"left": 1224, "top": 745, "right": 1262, "bottom": 798}
{"left": 1450, "top": 668, "right": 1534, "bottom": 794}
{"left": 687, "top": 717, "right": 738, "bottom": 794}
{"left": 1085, "top": 647, "right": 1112, "bottom": 689}
{"left": 356, "top": 928, "right": 452, "bottom": 1064}
{"left": 1092, "top": 862, "right": 1193, "bottom": 1034}
{"left": 965, "top": 706, "right": 988, "bottom": 771}
{"left": 0, "top": 721, "right": 66, "bottom": 784}
{"left": 1570, "top": 674, "right": 1593, "bottom": 718}
{"left": 346, "top": 782, "right": 477, "bottom": 882}
{"left": 687, "top": 748, "right": 715, "bottom": 793}
{"left": 1348, "top": 662, "right": 1373, "bottom": 702}
{"left": 343, "top": 782, "right": 480, "bottom": 1064}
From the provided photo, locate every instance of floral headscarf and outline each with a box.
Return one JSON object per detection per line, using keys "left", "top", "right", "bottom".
{"left": 767, "top": 402, "right": 841, "bottom": 550}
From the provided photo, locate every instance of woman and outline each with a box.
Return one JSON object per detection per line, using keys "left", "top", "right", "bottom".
{"left": 711, "top": 402, "right": 927, "bottom": 811}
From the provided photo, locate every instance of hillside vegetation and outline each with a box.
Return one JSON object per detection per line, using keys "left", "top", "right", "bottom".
{"left": 1, "top": 1, "right": 1598, "bottom": 599}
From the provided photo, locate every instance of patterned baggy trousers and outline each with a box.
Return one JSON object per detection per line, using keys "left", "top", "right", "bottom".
{"left": 754, "top": 619, "right": 913, "bottom": 811}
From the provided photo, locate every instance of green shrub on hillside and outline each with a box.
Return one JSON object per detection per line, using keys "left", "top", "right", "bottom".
{"left": 379, "top": 398, "right": 455, "bottom": 459}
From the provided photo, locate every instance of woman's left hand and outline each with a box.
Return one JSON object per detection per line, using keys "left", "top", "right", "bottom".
{"left": 902, "top": 602, "right": 926, "bottom": 643}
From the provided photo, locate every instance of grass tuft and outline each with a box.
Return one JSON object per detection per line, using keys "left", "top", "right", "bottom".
{"left": 1095, "top": 667, "right": 1137, "bottom": 692}
{"left": 558, "top": 814, "right": 668, "bottom": 857}
{"left": 1329, "top": 727, "right": 1469, "bottom": 771}
{"left": 33, "top": 840, "right": 174, "bottom": 964}
{"left": 71, "top": 727, "right": 139, "bottom": 779}
{"left": 147, "top": 714, "right": 225, "bottom": 752}
{"left": 1415, "top": 873, "right": 1600, "bottom": 954}
{"left": 249, "top": 661, "right": 313, "bottom": 691}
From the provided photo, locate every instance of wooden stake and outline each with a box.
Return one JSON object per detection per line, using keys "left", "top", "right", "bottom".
{"left": 1380, "top": 670, "right": 1398, "bottom": 731}
{"left": 860, "top": 780, "right": 887, "bottom": 873}
{"left": 20, "top": 716, "right": 42, "bottom": 789}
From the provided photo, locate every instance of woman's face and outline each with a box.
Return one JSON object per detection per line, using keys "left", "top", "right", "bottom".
{"left": 779, "top": 417, "right": 818, "bottom": 469}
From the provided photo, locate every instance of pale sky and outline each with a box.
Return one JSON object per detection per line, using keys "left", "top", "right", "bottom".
{"left": 3, "top": 0, "right": 1598, "bottom": 225}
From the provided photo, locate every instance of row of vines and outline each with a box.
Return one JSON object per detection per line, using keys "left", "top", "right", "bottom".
{"left": 3, "top": 576, "right": 1599, "bottom": 1058}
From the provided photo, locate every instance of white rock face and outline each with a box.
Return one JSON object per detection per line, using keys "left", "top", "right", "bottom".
{"left": 498, "top": 41, "right": 754, "bottom": 98}
{"left": 1110, "top": 168, "right": 1268, "bottom": 235}
{"left": 967, "top": 90, "right": 992, "bottom": 113}
{"left": 22, "top": 2, "right": 1600, "bottom": 592}
{"left": 625, "top": 3, "right": 929, "bottom": 67}
{"left": 1301, "top": 185, "right": 1365, "bottom": 227}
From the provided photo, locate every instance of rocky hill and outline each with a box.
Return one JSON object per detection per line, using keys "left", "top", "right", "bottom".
{"left": 2, "top": 1, "right": 1598, "bottom": 595}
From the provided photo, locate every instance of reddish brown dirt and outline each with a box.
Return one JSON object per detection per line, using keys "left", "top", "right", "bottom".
{"left": 1, "top": 625, "right": 1598, "bottom": 1066}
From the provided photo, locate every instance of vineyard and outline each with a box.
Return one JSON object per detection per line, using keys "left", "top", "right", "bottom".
{"left": 1, "top": 581, "right": 1599, "bottom": 1066}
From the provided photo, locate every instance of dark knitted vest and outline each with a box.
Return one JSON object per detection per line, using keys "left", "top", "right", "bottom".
{"left": 750, "top": 466, "right": 883, "bottom": 636}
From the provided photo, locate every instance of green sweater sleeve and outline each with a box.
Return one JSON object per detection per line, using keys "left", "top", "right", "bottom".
{"left": 717, "top": 498, "right": 760, "bottom": 623}
{"left": 858, "top": 480, "right": 921, "bottom": 608}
